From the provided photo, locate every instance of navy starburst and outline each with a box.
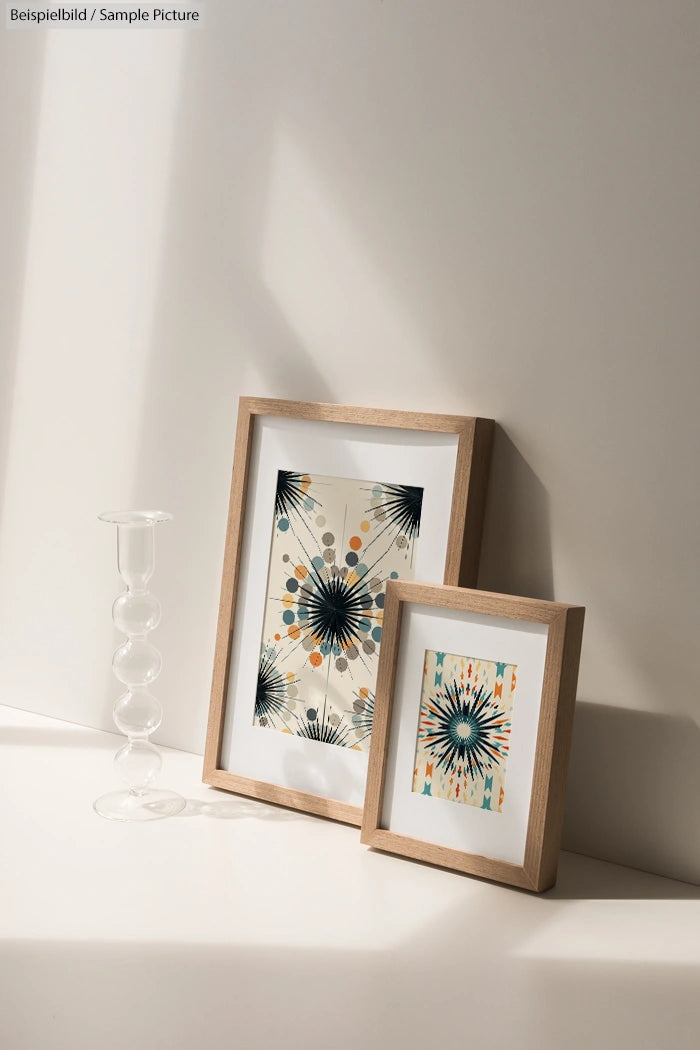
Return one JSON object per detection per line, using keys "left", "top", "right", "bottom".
{"left": 275, "top": 470, "right": 318, "bottom": 521}
{"left": 254, "top": 648, "right": 289, "bottom": 728}
{"left": 372, "top": 484, "right": 423, "bottom": 540}
{"left": 296, "top": 705, "right": 354, "bottom": 747}
{"left": 298, "top": 572, "right": 374, "bottom": 651}
{"left": 420, "top": 679, "right": 509, "bottom": 781}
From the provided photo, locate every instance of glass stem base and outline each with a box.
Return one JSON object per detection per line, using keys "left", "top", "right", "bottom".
{"left": 93, "top": 788, "right": 186, "bottom": 822}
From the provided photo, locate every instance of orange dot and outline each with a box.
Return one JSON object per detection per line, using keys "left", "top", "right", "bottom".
{"left": 360, "top": 520, "right": 370, "bottom": 533}
{"left": 309, "top": 651, "right": 322, "bottom": 667}
{"left": 294, "top": 565, "right": 308, "bottom": 580}
{"left": 349, "top": 535, "right": 362, "bottom": 550}
{"left": 274, "top": 633, "right": 281, "bottom": 641}
{"left": 359, "top": 687, "right": 369, "bottom": 699}
{"left": 301, "top": 474, "right": 311, "bottom": 492}
{"left": 287, "top": 624, "right": 300, "bottom": 640}
{"left": 286, "top": 672, "right": 295, "bottom": 682}
{"left": 282, "top": 593, "right": 294, "bottom": 607}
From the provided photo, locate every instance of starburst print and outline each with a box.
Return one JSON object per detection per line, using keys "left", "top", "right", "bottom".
{"left": 254, "top": 472, "right": 423, "bottom": 751}
{"left": 413, "top": 651, "right": 517, "bottom": 811}
{"left": 419, "top": 679, "right": 508, "bottom": 780}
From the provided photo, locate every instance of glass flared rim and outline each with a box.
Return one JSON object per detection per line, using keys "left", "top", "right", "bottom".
{"left": 98, "top": 510, "right": 173, "bottom": 526}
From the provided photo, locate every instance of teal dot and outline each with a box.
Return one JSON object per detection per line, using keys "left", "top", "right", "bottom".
{"left": 312, "top": 556, "right": 325, "bottom": 571}
{"left": 372, "top": 626, "right": 382, "bottom": 643}
{"left": 356, "top": 563, "right": 368, "bottom": 577}
{"left": 390, "top": 571, "right": 399, "bottom": 579}
{"left": 304, "top": 496, "right": 314, "bottom": 510}
{"left": 278, "top": 518, "right": 289, "bottom": 532}
{"left": 358, "top": 618, "right": 372, "bottom": 633}
{"left": 372, "top": 485, "right": 383, "bottom": 497}
{"left": 297, "top": 607, "right": 309, "bottom": 621}
{"left": 320, "top": 642, "right": 331, "bottom": 655}
{"left": 282, "top": 609, "right": 295, "bottom": 625}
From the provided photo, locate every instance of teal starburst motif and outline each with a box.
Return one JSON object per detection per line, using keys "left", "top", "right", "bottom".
{"left": 418, "top": 679, "right": 510, "bottom": 781}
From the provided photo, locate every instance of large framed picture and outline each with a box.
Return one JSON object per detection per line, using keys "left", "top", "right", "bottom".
{"left": 361, "top": 582, "right": 584, "bottom": 890}
{"left": 204, "top": 398, "right": 494, "bottom": 823}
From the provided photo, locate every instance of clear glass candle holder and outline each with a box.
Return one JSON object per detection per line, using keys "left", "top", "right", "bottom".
{"left": 94, "top": 510, "right": 185, "bottom": 821}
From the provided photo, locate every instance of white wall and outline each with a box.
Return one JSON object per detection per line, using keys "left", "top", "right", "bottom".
{"left": 1, "top": 1, "right": 698, "bottom": 883}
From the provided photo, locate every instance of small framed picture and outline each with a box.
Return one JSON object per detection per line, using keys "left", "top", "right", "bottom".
{"left": 204, "top": 398, "right": 494, "bottom": 824}
{"left": 361, "top": 581, "right": 584, "bottom": 890}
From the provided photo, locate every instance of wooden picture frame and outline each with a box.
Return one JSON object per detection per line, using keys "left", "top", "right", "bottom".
{"left": 361, "top": 582, "right": 584, "bottom": 891}
{"left": 204, "top": 398, "right": 494, "bottom": 824}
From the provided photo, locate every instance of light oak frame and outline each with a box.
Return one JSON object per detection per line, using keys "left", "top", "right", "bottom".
{"left": 204, "top": 398, "right": 494, "bottom": 824}
{"left": 361, "top": 582, "right": 585, "bottom": 891}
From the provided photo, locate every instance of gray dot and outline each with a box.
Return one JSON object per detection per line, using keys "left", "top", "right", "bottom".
{"left": 346, "top": 645, "right": 359, "bottom": 661}
{"left": 259, "top": 716, "right": 268, "bottom": 727}
{"left": 316, "top": 515, "right": 326, "bottom": 527}
{"left": 329, "top": 713, "right": 341, "bottom": 726}
{"left": 335, "top": 657, "right": 348, "bottom": 672}
{"left": 396, "top": 535, "right": 408, "bottom": 549}
{"left": 370, "top": 577, "right": 382, "bottom": 592}
{"left": 322, "top": 532, "right": 335, "bottom": 546}
{"left": 302, "top": 637, "right": 315, "bottom": 651}
{"left": 286, "top": 685, "right": 298, "bottom": 698}
{"left": 362, "top": 639, "right": 376, "bottom": 655}
{"left": 323, "top": 548, "right": 335, "bottom": 563}
{"left": 353, "top": 699, "right": 365, "bottom": 713}
{"left": 374, "top": 510, "right": 386, "bottom": 521}
{"left": 282, "top": 554, "right": 290, "bottom": 563}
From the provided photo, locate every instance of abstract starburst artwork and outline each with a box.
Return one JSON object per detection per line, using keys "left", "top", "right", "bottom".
{"left": 254, "top": 470, "right": 423, "bottom": 750}
{"left": 412, "top": 650, "right": 517, "bottom": 812}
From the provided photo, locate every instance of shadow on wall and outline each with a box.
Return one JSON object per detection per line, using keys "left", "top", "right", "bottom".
{"left": 477, "top": 426, "right": 554, "bottom": 601}
{"left": 474, "top": 429, "right": 700, "bottom": 886}
{"left": 563, "top": 702, "right": 700, "bottom": 885}
{"left": 548, "top": 849, "right": 700, "bottom": 900}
